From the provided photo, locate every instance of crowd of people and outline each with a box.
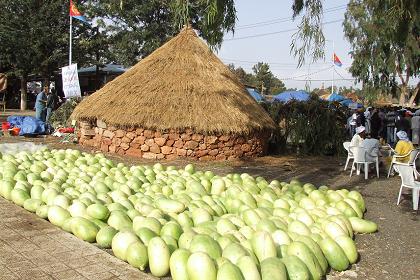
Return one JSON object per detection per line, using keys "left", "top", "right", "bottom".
{"left": 347, "top": 107, "right": 420, "bottom": 147}
{"left": 347, "top": 107, "right": 419, "bottom": 166}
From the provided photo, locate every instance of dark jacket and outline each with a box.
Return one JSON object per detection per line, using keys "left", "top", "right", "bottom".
{"left": 356, "top": 112, "right": 365, "bottom": 127}
{"left": 385, "top": 112, "right": 396, "bottom": 127}
{"left": 396, "top": 116, "right": 410, "bottom": 133}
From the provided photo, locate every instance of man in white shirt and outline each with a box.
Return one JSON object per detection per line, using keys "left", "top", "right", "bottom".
{"left": 350, "top": 126, "right": 366, "bottom": 148}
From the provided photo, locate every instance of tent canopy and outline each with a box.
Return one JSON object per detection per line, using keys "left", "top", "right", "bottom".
{"left": 340, "top": 99, "right": 363, "bottom": 108}
{"left": 327, "top": 93, "right": 345, "bottom": 102}
{"left": 246, "top": 87, "right": 264, "bottom": 102}
{"left": 273, "top": 90, "right": 310, "bottom": 102}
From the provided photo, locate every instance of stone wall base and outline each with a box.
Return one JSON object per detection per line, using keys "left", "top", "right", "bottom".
{"left": 78, "top": 120, "right": 269, "bottom": 160}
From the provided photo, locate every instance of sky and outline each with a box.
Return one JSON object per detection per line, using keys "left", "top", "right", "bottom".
{"left": 218, "top": 0, "right": 356, "bottom": 91}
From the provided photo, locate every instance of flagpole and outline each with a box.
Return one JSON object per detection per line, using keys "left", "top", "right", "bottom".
{"left": 69, "top": 14, "right": 72, "bottom": 65}
{"left": 331, "top": 41, "right": 335, "bottom": 94}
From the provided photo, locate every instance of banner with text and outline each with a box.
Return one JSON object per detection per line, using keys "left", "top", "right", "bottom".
{"left": 62, "top": 64, "right": 81, "bottom": 98}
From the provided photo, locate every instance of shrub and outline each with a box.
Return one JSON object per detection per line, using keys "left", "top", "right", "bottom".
{"left": 49, "top": 97, "right": 83, "bottom": 128}
{"left": 263, "top": 95, "right": 348, "bottom": 155}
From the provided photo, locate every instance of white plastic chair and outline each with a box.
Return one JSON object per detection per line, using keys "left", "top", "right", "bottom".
{"left": 343, "top": 142, "right": 354, "bottom": 170}
{"left": 350, "top": 146, "right": 379, "bottom": 179}
{"left": 387, "top": 148, "right": 420, "bottom": 178}
{"left": 394, "top": 165, "right": 420, "bottom": 210}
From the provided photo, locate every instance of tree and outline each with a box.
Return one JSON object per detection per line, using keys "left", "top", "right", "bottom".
{"left": 0, "top": 1, "right": 36, "bottom": 110}
{"left": 89, "top": 0, "right": 238, "bottom": 65}
{"left": 270, "top": 77, "right": 287, "bottom": 94}
{"left": 290, "top": 0, "right": 325, "bottom": 66}
{"left": 227, "top": 64, "right": 255, "bottom": 86}
{"left": 252, "top": 62, "right": 286, "bottom": 94}
{"left": 0, "top": 1, "right": 72, "bottom": 109}
{"left": 252, "top": 62, "right": 274, "bottom": 94}
{"left": 228, "top": 63, "right": 286, "bottom": 94}
{"left": 343, "top": 0, "right": 420, "bottom": 105}
{"left": 0, "top": 0, "right": 99, "bottom": 109}
{"left": 171, "top": 0, "right": 324, "bottom": 63}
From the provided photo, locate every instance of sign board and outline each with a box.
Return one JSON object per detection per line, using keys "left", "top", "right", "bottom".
{"left": 62, "top": 64, "right": 81, "bottom": 98}
{"left": 348, "top": 103, "right": 359, "bottom": 109}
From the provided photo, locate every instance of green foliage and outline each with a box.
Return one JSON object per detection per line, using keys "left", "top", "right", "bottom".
{"left": 87, "top": 0, "right": 177, "bottom": 66}
{"left": 171, "top": 0, "right": 236, "bottom": 50}
{"left": 343, "top": 0, "right": 420, "bottom": 104}
{"left": 263, "top": 96, "right": 348, "bottom": 155}
{"left": 49, "top": 97, "right": 83, "bottom": 128}
{"left": 290, "top": 0, "right": 325, "bottom": 67}
{"left": 0, "top": 1, "right": 104, "bottom": 77}
{"left": 228, "top": 63, "right": 286, "bottom": 95}
{"left": 88, "top": 0, "right": 237, "bottom": 65}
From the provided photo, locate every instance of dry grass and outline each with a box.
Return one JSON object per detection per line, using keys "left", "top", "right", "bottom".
{"left": 71, "top": 27, "right": 276, "bottom": 135}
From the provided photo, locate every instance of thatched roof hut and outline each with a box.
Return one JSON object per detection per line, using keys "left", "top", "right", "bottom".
{"left": 72, "top": 27, "right": 275, "bottom": 135}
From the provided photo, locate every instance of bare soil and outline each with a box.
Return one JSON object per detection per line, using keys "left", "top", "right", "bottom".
{"left": 1, "top": 136, "right": 419, "bottom": 280}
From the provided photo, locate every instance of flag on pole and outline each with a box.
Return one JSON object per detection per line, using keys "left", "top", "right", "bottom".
{"left": 70, "top": 0, "right": 89, "bottom": 23}
{"left": 333, "top": 53, "right": 342, "bottom": 67}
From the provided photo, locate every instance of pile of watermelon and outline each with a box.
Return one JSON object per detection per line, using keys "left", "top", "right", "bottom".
{"left": 0, "top": 147, "right": 377, "bottom": 280}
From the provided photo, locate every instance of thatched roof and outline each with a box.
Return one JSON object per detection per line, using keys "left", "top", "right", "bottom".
{"left": 71, "top": 27, "right": 276, "bottom": 135}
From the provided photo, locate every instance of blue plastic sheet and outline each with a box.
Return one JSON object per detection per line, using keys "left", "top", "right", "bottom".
{"left": 273, "top": 90, "right": 310, "bottom": 102}
{"left": 246, "top": 88, "right": 264, "bottom": 102}
{"left": 327, "top": 93, "right": 345, "bottom": 102}
{"left": 7, "top": 116, "right": 48, "bottom": 135}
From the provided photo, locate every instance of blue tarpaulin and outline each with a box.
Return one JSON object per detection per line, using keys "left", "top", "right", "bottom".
{"left": 273, "top": 90, "right": 310, "bottom": 102}
{"left": 246, "top": 88, "right": 264, "bottom": 102}
{"left": 327, "top": 93, "right": 346, "bottom": 102}
{"left": 340, "top": 99, "right": 363, "bottom": 108}
{"left": 7, "top": 116, "right": 48, "bottom": 135}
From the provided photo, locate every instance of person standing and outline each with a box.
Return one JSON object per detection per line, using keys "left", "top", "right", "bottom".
{"left": 370, "top": 109, "right": 381, "bottom": 139}
{"left": 35, "top": 86, "right": 48, "bottom": 121}
{"left": 45, "top": 89, "right": 56, "bottom": 122}
{"left": 349, "top": 110, "right": 357, "bottom": 138}
{"left": 378, "top": 108, "right": 386, "bottom": 140}
{"left": 411, "top": 110, "right": 420, "bottom": 146}
{"left": 356, "top": 109, "right": 366, "bottom": 128}
{"left": 364, "top": 107, "right": 372, "bottom": 134}
{"left": 385, "top": 109, "right": 397, "bottom": 146}
{"left": 395, "top": 110, "right": 410, "bottom": 135}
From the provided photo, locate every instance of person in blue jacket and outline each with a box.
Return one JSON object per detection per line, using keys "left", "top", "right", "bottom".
{"left": 35, "top": 86, "right": 48, "bottom": 121}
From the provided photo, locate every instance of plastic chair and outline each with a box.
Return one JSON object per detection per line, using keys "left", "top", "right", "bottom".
{"left": 394, "top": 165, "right": 420, "bottom": 210}
{"left": 387, "top": 148, "right": 420, "bottom": 178}
{"left": 343, "top": 142, "right": 354, "bottom": 170}
{"left": 350, "top": 146, "right": 379, "bottom": 179}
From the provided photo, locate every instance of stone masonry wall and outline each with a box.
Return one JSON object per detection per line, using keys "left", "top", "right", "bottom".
{"left": 78, "top": 120, "right": 269, "bottom": 160}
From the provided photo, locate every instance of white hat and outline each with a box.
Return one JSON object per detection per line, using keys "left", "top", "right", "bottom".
{"left": 397, "top": 131, "right": 409, "bottom": 141}
{"left": 356, "top": 126, "right": 365, "bottom": 134}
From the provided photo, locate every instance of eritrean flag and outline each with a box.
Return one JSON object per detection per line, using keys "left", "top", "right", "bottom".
{"left": 70, "top": 0, "right": 88, "bottom": 23}
{"left": 333, "top": 53, "right": 342, "bottom": 67}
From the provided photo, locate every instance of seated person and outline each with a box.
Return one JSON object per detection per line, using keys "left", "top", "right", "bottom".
{"left": 394, "top": 131, "right": 414, "bottom": 163}
{"left": 350, "top": 126, "right": 366, "bottom": 148}
{"left": 361, "top": 135, "right": 380, "bottom": 162}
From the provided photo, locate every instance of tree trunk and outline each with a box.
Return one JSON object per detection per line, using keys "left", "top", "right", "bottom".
{"left": 407, "top": 83, "right": 420, "bottom": 107}
{"left": 20, "top": 76, "right": 27, "bottom": 110}
{"left": 399, "top": 83, "right": 407, "bottom": 105}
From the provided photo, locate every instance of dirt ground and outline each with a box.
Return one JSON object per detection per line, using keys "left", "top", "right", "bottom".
{"left": 0, "top": 135, "right": 419, "bottom": 280}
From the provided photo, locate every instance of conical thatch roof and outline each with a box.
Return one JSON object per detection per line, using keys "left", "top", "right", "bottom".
{"left": 72, "top": 27, "right": 276, "bottom": 135}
